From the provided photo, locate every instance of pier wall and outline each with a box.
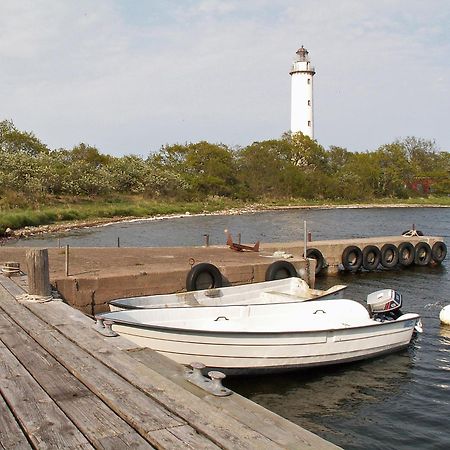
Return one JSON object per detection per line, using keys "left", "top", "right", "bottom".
{"left": 0, "top": 234, "right": 445, "bottom": 315}
{"left": 0, "top": 246, "right": 314, "bottom": 315}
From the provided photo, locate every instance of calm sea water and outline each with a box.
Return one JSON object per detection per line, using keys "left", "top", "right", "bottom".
{"left": 9, "top": 207, "right": 450, "bottom": 449}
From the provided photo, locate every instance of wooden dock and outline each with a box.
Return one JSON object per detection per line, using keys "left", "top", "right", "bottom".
{"left": 0, "top": 275, "right": 339, "bottom": 449}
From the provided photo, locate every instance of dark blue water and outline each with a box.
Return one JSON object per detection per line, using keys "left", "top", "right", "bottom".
{"left": 9, "top": 207, "right": 450, "bottom": 449}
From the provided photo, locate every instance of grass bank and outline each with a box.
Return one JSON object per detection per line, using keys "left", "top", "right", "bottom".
{"left": 0, "top": 197, "right": 248, "bottom": 235}
{"left": 1, "top": 195, "right": 449, "bottom": 236}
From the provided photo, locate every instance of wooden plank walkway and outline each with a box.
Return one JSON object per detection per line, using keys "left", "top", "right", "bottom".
{"left": 0, "top": 275, "right": 339, "bottom": 449}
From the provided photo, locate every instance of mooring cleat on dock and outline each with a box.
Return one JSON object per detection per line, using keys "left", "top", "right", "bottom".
{"left": 208, "top": 371, "right": 232, "bottom": 397}
{"left": 185, "top": 362, "right": 232, "bottom": 396}
{"left": 188, "top": 361, "right": 206, "bottom": 383}
{"left": 93, "top": 317, "right": 119, "bottom": 337}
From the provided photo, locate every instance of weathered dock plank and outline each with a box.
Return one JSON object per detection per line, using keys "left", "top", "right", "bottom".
{"left": 0, "top": 394, "right": 32, "bottom": 450}
{"left": 0, "top": 312, "right": 154, "bottom": 450}
{"left": 0, "top": 339, "right": 93, "bottom": 449}
{"left": 0, "top": 294, "right": 220, "bottom": 450}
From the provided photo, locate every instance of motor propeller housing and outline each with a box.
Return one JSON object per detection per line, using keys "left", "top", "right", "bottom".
{"left": 367, "top": 289, "right": 402, "bottom": 315}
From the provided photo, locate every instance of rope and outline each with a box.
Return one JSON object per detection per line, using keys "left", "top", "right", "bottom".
{"left": 16, "top": 293, "right": 53, "bottom": 303}
{"left": 402, "top": 229, "right": 420, "bottom": 237}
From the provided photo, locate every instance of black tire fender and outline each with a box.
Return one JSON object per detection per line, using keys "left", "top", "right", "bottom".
{"left": 341, "top": 246, "right": 363, "bottom": 271}
{"left": 414, "top": 242, "right": 432, "bottom": 266}
{"left": 265, "top": 260, "right": 298, "bottom": 281}
{"left": 380, "top": 243, "right": 399, "bottom": 268}
{"left": 431, "top": 241, "right": 447, "bottom": 264}
{"left": 186, "top": 263, "right": 223, "bottom": 291}
{"left": 362, "top": 245, "right": 381, "bottom": 271}
{"left": 306, "top": 248, "right": 325, "bottom": 275}
{"left": 398, "top": 242, "right": 415, "bottom": 267}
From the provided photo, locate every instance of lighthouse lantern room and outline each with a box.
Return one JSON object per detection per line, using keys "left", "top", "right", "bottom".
{"left": 290, "top": 46, "right": 315, "bottom": 138}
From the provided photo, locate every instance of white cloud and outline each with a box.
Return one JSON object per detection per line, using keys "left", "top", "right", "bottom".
{"left": 0, "top": 0, "right": 449, "bottom": 155}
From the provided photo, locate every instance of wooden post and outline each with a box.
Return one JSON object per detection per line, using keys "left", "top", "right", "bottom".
{"left": 26, "top": 249, "right": 51, "bottom": 297}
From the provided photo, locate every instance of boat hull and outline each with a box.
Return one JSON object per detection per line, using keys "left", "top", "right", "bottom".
{"left": 111, "top": 316, "right": 418, "bottom": 374}
{"left": 109, "top": 277, "right": 347, "bottom": 311}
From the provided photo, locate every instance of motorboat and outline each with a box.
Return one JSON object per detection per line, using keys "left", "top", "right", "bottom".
{"left": 109, "top": 277, "right": 347, "bottom": 311}
{"left": 98, "top": 288, "right": 422, "bottom": 374}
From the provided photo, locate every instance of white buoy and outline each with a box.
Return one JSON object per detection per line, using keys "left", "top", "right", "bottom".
{"left": 440, "top": 305, "right": 450, "bottom": 325}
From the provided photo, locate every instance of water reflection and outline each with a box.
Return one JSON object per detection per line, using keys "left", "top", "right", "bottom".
{"left": 227, "top": 351, "right": 414, "bottom": 427}
{"left": 440, "top": 325, "right": 450, "bottom": 341}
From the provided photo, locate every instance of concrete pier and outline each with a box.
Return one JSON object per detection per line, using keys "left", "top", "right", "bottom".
{"left": 0, "top": 245, "right": 315, "bottom": 314}
{"left": 0, "top": 234, "right": 444, "bottom": 314}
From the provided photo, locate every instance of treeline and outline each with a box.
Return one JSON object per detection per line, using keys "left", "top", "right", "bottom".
{"left": 0, "top": 119, "right": 449, "bottom": 210}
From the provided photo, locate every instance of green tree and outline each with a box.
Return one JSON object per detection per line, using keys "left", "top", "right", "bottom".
{"left": 282, "top": 132, "right": 328, "bottom": 171}
{"left": 107, "top": 155, "right": 149, "bottom": 194}
{"left": 151, "top": 142, "right": 238, "bottom": 198}
{"left": 236, "top": 140, "right": 288, "bottom": 199}
{"left": 70, "top": 143, "right": 111, "bottom": 167}
{"left": 0, "top": 119, "right": 49, "bottom": 156}
{"left": 327, "top": 146, "right": 352, "bottom": 174}
{"left": 373, "top": 143, "right": 411, "bottom": 197}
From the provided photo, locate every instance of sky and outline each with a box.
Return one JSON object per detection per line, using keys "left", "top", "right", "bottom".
{"left": 1, "top": 0, "right": 449, "bottom": 157}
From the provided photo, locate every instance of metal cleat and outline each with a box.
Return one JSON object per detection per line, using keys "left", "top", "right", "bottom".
{"left": 188, "top": 361, "right": 207, "bottom": 383}
{"left": 208, "top": 371, "right": 232, "bottom": 397}
{"left": 103, "top": 320, "right": 119, "bottom": 337}
{"left": 93, "top": 318, "right": 119, "bottom": 337}
{"left": 185, "top": 362, "right": 232, "bottom": 396}
{"left": 93, "top": 318, "right": 105, "bottom": 332}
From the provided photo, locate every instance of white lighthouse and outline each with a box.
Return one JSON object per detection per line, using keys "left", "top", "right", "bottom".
{"left": 290, "top": 46, "right": 315, "bottom": 138}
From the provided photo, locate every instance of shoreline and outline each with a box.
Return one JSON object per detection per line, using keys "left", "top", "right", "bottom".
{"left": 2, "top": 202, "right": 448, "bottom": 243}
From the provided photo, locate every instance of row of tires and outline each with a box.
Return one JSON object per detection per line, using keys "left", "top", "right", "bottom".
{"left": 185, "top": 241, "right": 447, "bottom": 290}
{"left": 306, "top": 241, "right": 447, "bottom": 274}
{"left": 186, "top": 260, "right": 299, "bottom": 291}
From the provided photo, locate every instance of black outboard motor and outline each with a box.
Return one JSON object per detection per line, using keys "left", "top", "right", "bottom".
{"left": 366, "top": 289, "right": 403, "bottom": 321}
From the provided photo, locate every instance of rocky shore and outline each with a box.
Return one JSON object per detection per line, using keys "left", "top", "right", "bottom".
{"left": 1, "top": 202, "right": 447, "bottom": 243}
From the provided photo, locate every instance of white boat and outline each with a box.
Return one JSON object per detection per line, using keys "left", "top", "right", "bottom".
{"left": 109, "top": 277, "right": 347, "bottom": 311}
{"left": 99, "top": 289, "right": 422, "bottom": 374}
